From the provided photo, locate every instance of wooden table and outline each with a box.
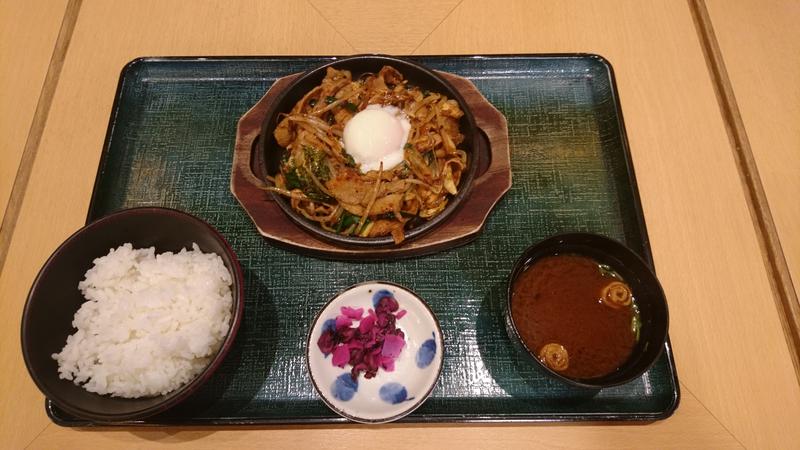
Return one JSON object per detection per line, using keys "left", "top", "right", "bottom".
{"left": 2, "top": 1, "right": 797, "bottom": 448}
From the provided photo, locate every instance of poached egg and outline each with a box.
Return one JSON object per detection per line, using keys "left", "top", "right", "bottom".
{"left": 342, "top": 104, "right": 411, "bottom": 173}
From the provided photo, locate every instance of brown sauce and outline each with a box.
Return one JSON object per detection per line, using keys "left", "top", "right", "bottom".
{"left": 511, "top": 254, "right": 638, "bottom": 380}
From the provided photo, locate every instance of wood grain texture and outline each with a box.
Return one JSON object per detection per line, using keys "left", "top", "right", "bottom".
{"left": 690, "top": 0, "right": 800, "bottom": 383}
{"left": 0, "top": 0, "right": 792, "bottom": 448}
{"left": 0, "top": 0, "right": 69, "bottom": 233}
{"left": 705, "top": 0, "right": 800, "bottom": 287}
{"left": 0, "top": 1, "right": 352, "bottom": 448}
{"left": 705, "top": 0, "right": 800, "bottom": 355}
{"left": 308, "top": 0, "right": 462, "bottom": 54}
{"left": 0, "top": 2, "right": 71, "bottom": 446}
{"left": 231, "top": 71, "right": 510, "bottom": 259}
{"left": 27, "top": 384, "right": 742, "bottom": 450}
{"left": 413, "top": 1, "right": 800, "bottom": 449}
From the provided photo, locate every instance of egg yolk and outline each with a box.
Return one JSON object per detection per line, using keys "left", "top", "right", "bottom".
{"left": 342, "top": 105, "right": 411, "bottom": 173}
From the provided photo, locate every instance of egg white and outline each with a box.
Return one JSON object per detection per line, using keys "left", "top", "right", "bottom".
{"left": 342, "top": 104, "right": 411, "bottom": 173}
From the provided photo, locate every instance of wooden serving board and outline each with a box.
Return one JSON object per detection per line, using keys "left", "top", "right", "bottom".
{"left": 230, "top": 71, "right": 511, "bottom": 260}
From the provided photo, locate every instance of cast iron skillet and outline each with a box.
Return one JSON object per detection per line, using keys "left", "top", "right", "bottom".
{"left": 258, "top": 54, "right": 480, "bottom": 247}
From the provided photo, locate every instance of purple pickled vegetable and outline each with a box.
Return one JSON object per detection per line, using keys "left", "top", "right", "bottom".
{"left": 317, "top": 330, "right": 335, "bottom": 355}
{"left": 381, "top": 334, "right": 405, "bottom": 359}
{"left": 335, "top": 315, "right": 353, "bottom": 330}
{"left": 339, "top": 327, "right": 356, "bottom": 342}
{"left": 316, "top": 292, "right": 408, "bottom": 381}
{"left": 380, "top": 356, "right": 396, "bottom": 372}
{"left": 332, "top": 344, "right": 350, "bottom": 367}
{"left": 341, "top": 306, "right": 364, "bottom": 319}
{"left": 358, "top": 313, "right": 376, "bottom": 333}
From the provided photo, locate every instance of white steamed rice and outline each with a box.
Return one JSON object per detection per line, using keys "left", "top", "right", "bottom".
{"left": 52, "top": 243, "right": 233, "bottom": 398}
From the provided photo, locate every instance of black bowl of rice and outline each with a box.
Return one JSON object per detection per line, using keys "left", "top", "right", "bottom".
{"left": 21, "top": 207, "right": 244, "bottom": 422}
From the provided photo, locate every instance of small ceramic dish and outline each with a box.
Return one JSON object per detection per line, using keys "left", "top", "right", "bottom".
{"left": 506, "top": 233, "right": 669, "bottom": 389}
{"left": 306, "top": 281, "right": 443, "bottom": 423}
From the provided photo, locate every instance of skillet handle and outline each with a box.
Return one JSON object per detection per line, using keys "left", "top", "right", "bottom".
{"left": 231, "top": 74, "right": 303, "bottom": 201}
{"left": 438, "top": 71, "right": 511, "bottom": 204}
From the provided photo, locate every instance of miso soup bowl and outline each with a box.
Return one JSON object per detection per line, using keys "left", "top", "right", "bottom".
{"left": 505, "top": 233, "right": 669, "bottom": 389}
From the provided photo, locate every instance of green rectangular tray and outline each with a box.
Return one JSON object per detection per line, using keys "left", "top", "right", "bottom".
{"left": 49, "top": 55, "right": 679, "bottom": 425}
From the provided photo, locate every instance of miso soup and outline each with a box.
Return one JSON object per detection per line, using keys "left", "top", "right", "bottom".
{"left": 510, "top": 254, "right": 640, "bottom": 380}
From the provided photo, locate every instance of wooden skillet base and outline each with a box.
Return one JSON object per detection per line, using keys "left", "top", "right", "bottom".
{"left": 230, "top": 71, "right": 511, "bottom": 260}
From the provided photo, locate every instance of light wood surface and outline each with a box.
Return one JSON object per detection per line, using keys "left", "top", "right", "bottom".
{"left": 0, "top": 0, "right": 69, "bottom": 225}
{"left": 0, "top": 1, "right": 69, "bottom": 446}
{"left": 1, "top": 0, "right": 797, "bottom": 448}
{"left": 308, "top": 0, "right": 462, "bottom": 54}
{"left": 706, "top": 0, "right": 800, "bottom": 316}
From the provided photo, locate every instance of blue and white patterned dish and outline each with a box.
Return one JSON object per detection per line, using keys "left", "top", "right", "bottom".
{"left": 306, "top": 281, "right": 444, "bottom": 424}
